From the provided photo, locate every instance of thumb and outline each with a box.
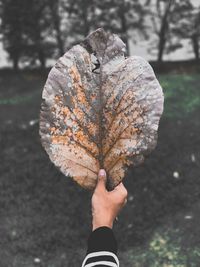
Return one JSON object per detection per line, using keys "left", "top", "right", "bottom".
{"left": 95, "top": 169, "right": 107, "bottom": 192}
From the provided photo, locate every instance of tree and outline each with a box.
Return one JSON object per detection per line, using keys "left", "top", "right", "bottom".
{"left": 21, "top": 0, "right": 55, "bottom": 69}
{"left": 63, "top": 0, "right": 96, "bottom": 45}
{"left": 0, "top": 0, "right": 57, "bottom": 69}
{"left": 191, "top": 9, "right": 200, "bottom": 61}
{"left": 62, "top": 0, "right": 148, "bottom": 56}
{"left": 147, "top": 0, "right": 193, "bottom": 63}
{"left": 95, "top": 0, "right": 149, "bottom": 55}
{"left": 171, "top": 3, "right": 200, "bottom": 61}
{"left": 47, "top": 0, "right": 64, "bottom": 56}
{"left": 0, "top": 0, "right": 26, "bottom": 70}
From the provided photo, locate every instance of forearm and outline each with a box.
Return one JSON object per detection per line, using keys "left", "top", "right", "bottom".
{"left": 81, "top": 169, "right": 126, "bottom": 267}
{"left": 81, "top": 226, "right": 119, "bottom": 267}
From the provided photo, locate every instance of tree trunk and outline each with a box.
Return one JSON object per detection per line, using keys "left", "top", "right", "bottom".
{"left": 48, "top": 0, "right": 64, "bottom": 56}
{"left": 119, "top": 3, "right": 130, "bottom": 56}
{"left": 191, "top": 34, "right": 199, "bottom": 61}
{"left": 13, "top": 55, "right": 19, "bottom": 71}
{"left": 34, "top": 22, "right": 46, "bottom": 69}
{"left": 53, "top": 15, "right": 64, "bottom": 56}
{"left": 81, "top": 0, "right": 90, "bottom": 37}
{"left": 157, "top": 0, "right": 173, "bottom": 63}
{"left": 38, "top": 49, "right": 46, "bottom": 69}
{"left": 157, "top": 30, "right": 166, "bottom": 63}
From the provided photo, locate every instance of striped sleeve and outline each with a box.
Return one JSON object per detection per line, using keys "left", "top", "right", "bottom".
{"left": 81, "top": 226, "right": 119, "bottom": 267}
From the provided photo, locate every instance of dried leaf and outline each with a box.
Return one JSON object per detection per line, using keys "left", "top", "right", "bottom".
{"left": 39, "top": 28, "right": 164, "bottom": 190}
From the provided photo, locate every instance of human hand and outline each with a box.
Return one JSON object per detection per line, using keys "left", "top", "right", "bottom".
{"left": 91, "top": 169, "right": 128, "bottom": 231}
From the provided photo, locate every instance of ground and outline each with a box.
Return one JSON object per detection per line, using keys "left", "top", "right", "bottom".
{"left": 0, "top": 70, "right": 200, "bottom": 266}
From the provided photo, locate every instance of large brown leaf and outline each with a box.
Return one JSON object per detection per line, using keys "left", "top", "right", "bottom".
{"left": 39, "top": 28, "right": 164, "bottom": 190}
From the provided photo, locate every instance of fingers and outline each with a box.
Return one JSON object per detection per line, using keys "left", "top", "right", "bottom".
{"left": 112, "top": 182, "right": 128, "bottom": 196}
{"left": 95, "top": 169, "right": 107, "bottom": 192}
{"left": 111, "top": 182, "right": 128, "bottom": 202}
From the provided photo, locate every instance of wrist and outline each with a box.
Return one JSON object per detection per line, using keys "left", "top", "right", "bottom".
{"left": 92, "top": 219, "right": 113, "bottom": 231}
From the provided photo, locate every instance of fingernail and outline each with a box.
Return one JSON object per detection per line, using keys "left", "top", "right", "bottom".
{"left": 99, "top": 169, "right": 106, "bottom": 176}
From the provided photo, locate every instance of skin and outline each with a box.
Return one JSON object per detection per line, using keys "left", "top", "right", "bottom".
{"left": 92, "top": 169, "right": 128, "bottom": 231}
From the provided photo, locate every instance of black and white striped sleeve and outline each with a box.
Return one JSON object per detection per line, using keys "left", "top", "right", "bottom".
{"left": 81, "top": 226, "right": 119, "bottom": 267}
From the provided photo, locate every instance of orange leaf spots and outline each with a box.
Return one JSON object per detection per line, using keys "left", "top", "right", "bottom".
{"left": 75, "top": 87, "right": 87, "bottom": 104}
{"left": 51, "top": 135, "right": 68, "bottom": 145}
{"left": 130, "top": 128, "right": 139, "bottom": 135}
{"left": 74, "top": 129, "right": 98, "bottom": 156}
{"left": 87, "top": 122, "right": 97, "bottom": 136}
{"left": 69, "top": 66, "right": 90, "bottom": 109}
{"left": 73, "top": 107, "right": 84, "bottom": 120}
{"left": 50, "top": 127, "right": 56, "bottom": 134}
{"left": 75, "top": 130, "right": 85, "bottom": 141}
{"left": 54, "top": 95, "right": 62, "bottom": 103}
{"left": 73, "top": 82, "right": 89, "bottom": 108}
{"left": 66, "top": 128, "right": 73, "bottom": 137}
{"left": 60, "top": 106, "right": 70, "bottom": 116}
{"left": 69, "top": 66, "right": 81, "bottom": 83}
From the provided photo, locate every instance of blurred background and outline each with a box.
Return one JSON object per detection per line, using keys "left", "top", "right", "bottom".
{"left": 0, "top": 0, "right": 200, "bottom": 266}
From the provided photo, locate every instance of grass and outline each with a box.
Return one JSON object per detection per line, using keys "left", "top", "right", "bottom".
{"left": 120, "top": 227, "right": 200, "bottom": 267}
{"left": 0, "top": 90, "right": 40, "bottom": 105}
{"left": 159, "top": 74, "right": 200, "bottom": 118}
{"left": 0, "top": 73, "right": 200, "bottom": 118}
